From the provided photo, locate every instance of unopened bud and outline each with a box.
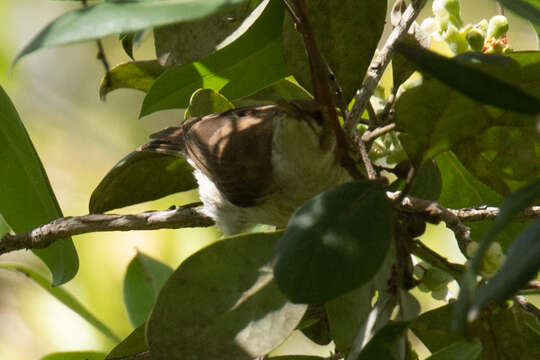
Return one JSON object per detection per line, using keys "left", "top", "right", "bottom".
{"left": 467, "top": 28, "right": 485, "bottom": 51}
{"left": 487, "top": 15, "right": 509, "bottom": 39}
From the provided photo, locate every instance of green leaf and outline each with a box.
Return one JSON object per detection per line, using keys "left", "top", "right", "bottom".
{"left": 471, "top": 218, "right": 540, "bottom": 316}
{"left": 424, "top": 340, "right": 482, "bottom": 360}
{"left": 394, "top": 42, "right": 540, "bottom": 114}
{"left": 185, "top": 88, "right": 235, "bottom": 119}
{"left": 0, "top": 85, "right": 78, "bottom": 286}
{"left": 410, "top": 304, "right": 463, "bottom": 353}
{"left": 0, "top": 264, "right": 120, "bottom": 343}
{"left": 497, "top": 0, "right": 540, "bottom": 27}
{"left": 282, "top": 0, "right": 386, "bottom": 102}
{"left": 353, "top": 322, "right": 409, "bottom": 360}
{"left": 15, "top": 0, "right": 251, "bottom": 63}
{"left": 270, "top": 357, "right": 324, "bottom": 360}
{"left": 147, "top": 232, "right": 307, "bottom": 360}
{"left": 120, "top": 30, "right": 147, "bottom": 60}
{"left": 41, "top": 352, "right": 106, "bottom": 360}
{"left": 436, "top": 152, "right": 525, "bottom": 248}
{"left": 124, "top": 251, "right": 173, "bottom": 328}
{"left": 273, "top": 181, "right": 393, "bottom": 304}
{"left": 325, "top": 284, "right": 375, "bottom": 352}
{"left": 106, "top": 325, "right": 148, "bottom": 360}
{"left": 89, "top": 151, "right": 197, "bottom": 213}
{"left": 99, "top": 60, "right": 165, "bottom": 99}
{"left": 232, "top": 77, "right": 312, "bottom": 107}
{"left": 154, "top": 1, "right": 254, "bottom": 67}
{"left": 140, "top": 0, "right": 287, "bottom": 116}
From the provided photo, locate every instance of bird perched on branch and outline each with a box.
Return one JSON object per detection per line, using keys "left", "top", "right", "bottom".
{"left": 140, "top": 100, "right": 352, "bottom": 235}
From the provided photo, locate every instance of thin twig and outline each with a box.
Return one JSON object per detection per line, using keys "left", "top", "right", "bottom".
{"left": 344, "top": 0, "right": 426, "bottom": 132}
{"left": 362, "top": 123, "right": 397, "bottom": 143}
{"left": 410, "top": 239, "right": 465, "bottom": 279}
{"left": 0, "top": 205, "right": 213, "bottom": 256}
{"left": 356, "top": 132, "right": 378, "bottom": 180}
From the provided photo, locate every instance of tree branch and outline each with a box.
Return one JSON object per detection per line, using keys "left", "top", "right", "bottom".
{"left": 0, "top": 205, "right": 213, "bottom": 256}
{"left": 344, "top": 0, "right": 426, "bottom": 132}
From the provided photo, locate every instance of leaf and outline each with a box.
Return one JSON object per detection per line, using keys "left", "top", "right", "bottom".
{"left": 0, "top": 85, "right": 78, "bottom": 286}
{"left": 353, "top": 322, "right": 409, "bottom": 360}
{"left": 394, "top": 42, "right": 540, "bottom": 114}
{"left": 0, "top": 264, "right": 120, "bottom": 343}
{"left": 436, "top": 152, "right": 525, "bottom": 248}
{"left": 270, "top": 357, "right": 324, "bottom": 360}
{"left": 325, "top": 284, "right": 375, "bottom": 353}
{"left": 154, "top": 1, "right": 254, "bottom": 67}
{"left": 124, "top": 251, "right": 173, "bottom": 328}
{"left": 99, "top": 60, "right": 165, "bottom": 99}
{"left": 120, "top": 30, "right": 147, "bottom": 60}
{"left": 146, "top": 232, "right": 307, "bottom": 360}
{"left": 410, "top": 304, "right": 463, "bottom": 353}
{"left": 184, "top": 88, "right": 234, "bottom": 119}
{"left": 282, "top": 0, "right": 386, "bottom": 102}
{"left": 232, "top": 77, "right": 312, "bottom": 107}
{"left": 392, "top": 25, "right": 431, "bottom": 88}
{"left": 273, "top": 181, "right": 393, "bottom": 304}
{"left": 471, "top": 218, "right": 540, "bottom": 315}
{"left": 424, "top": 340, "right": 482, "bottom": 360}
{"left": 497, "top": 0, "right": 540, "bottom": 27}
{"left": 15, "top": 0, "right": 251, "bottom": 63}
{"left": 41, "top": 352, "right": 106, "bottom": 360}
{"left": 105, "top": 325, "right": 148, "bottom": 360}
{"left": 140, "top": 0, "right": 287, "bottom": 117}
{"left": 89, "top": 151, "right": 197, "bottom": 213}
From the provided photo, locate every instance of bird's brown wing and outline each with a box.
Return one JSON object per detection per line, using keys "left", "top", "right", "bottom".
{"left": 140, "top": 106, "right": 279, "bottom": 207}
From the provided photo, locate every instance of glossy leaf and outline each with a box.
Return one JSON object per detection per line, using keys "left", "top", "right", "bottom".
{"left": 16, "top": 0, "right": 250, "bottom": 63}
{"left": 0, "top": 85, "right": 78, "bottom": 286}
{"left": 105, "top": 325, "right": 148, "bottom": 360}
{"left": 41, "top": 352, "right": 106, "bottom": 360}
{"left": 273, "top": 181, "right": 393, "bottom": 304}
{"left": 425, "top": 340, "right": 482, "bottom": 360}
{"left": 99, "top": 60, "right": 165, "bottom": 99}
{"left": 154, "top": 1, "right": 254, "bottom": 66}
{"left": 496, "top": 0, "right": 540, "bottom": 27}
{"left": 124, "top": 251, "right": 173, "bottom": 327}
{"left": 410, "top": 304, "right": 463, "bottom": 353}
{"left": 0, "top": 264, "right": 120, "bottom": 343}
{"left": 185, "top": 88, "right": 234, "bottom": 119}
{"left": 141, "top": 0, "right": 286, "bottom": 117}
{"left": 282, "top": 0, "right": 386, "bottom": 102}
{"left": 395, "top": 42, "right": 540, "bottom": 114}
{"left": 89, "top": 151, "right": 196, "bottom": 213}
{"left": 353, "top": 322, "right": 409, "bottom": 360}
{"left": 147, "top": 232, "right": 307, "bottom": 360}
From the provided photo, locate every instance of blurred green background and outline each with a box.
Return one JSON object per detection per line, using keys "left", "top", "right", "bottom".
{"left": 0, "top": 1, "right": 536, "bottom": 359}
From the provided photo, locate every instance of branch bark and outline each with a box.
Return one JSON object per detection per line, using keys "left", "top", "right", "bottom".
{"left": 0, "top": 205, "right": 213, "bottom": 255}
{"left": 344, "top": 0, "right": 426, "bottom": 132}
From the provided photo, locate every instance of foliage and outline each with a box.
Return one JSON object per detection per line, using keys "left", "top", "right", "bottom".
{"left": 0, "top": 0, "right": 539, "bottom": 359}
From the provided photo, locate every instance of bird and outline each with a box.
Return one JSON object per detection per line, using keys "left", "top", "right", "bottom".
{"left": 140, "top": 99, "right": 352, "bottom": 235}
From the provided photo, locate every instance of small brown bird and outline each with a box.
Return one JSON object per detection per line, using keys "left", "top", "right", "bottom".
{"left": 141, "top": 100, "right": 352, "bottom": 235}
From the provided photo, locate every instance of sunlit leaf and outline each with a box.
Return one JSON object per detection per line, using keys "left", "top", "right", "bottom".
{"left": 99, "top": 60, "right": 165, "bottom": 99}
{"left": 140, "top": 0, "right": 286, "bottom": 116}
{"left": 15, "top": 0, "right": 251, "bottom": 63}
{"left": 124, "top": 251, "right": 173, "bottom": 327}
{"left": 274, "top": 181, "right": 393, "bottom": 304}
{"left": 41, "top": 352, "right": 106, "bottom": 360}
{"left": 147, "top": 232, "right": 307, "bottom": 360}
{"left": 0, "top": 85, "right": 78, "bottom": 286}
{"left": 0, "top": 264, "right": 119, "bottom": 343}
{"left": 185, "top": 88, "right": 234, "bottom": 119}
{"left": 89, "top": 151, "right": 196, "bottom": 213}
{"left": 232, "top": 77, "right": 312, "bottom": 107}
